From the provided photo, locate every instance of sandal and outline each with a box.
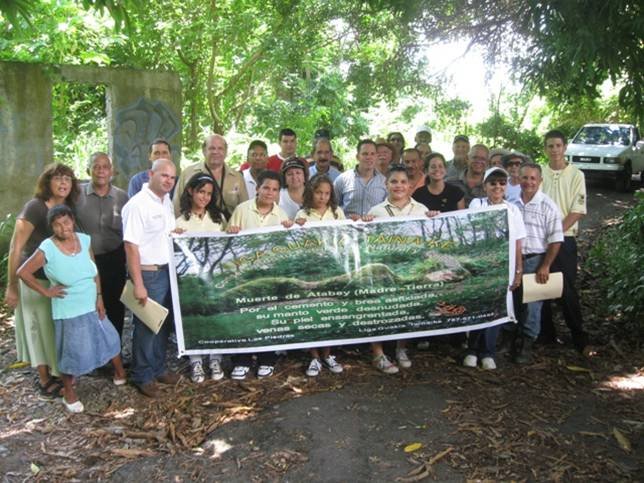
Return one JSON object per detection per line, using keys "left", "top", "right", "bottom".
{"left": 36, "top": 378, "right": 64, "bottom": 399}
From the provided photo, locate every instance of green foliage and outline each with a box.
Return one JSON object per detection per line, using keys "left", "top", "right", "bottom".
{"left": 52, "top": 83, "right": 108, "bottom": 172}
{"left": 0, "top": 213, "right": 16, "bottom": 288}
{"left": 588, "top": 192, "right": 644, "bottom": 334}
{"left": 473, "top": 90, "right": 543, "bottom": 160}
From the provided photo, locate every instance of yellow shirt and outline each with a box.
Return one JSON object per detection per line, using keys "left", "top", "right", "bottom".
{"left": 542, "top": 163, "right": 586, "bottom": 237}
{"left": 175, "top": 214, "right": 225, "bottom": 233}
{"left": 228, "top": 199, "right": 289, "bottom": 230}
{"left": 173, "top": 163, "right": 248, "bottom": 216}
{"left": 368, "top": 198, "right": 428, "bottom": 218}
{"left": 295, "top": 207, "right": 346, "bottom": 221}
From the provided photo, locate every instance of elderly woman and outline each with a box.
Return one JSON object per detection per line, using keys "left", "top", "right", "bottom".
{"left": 279, "top": 157, "right": 309, "bottom": 219}
{"left": 465, "top": 167, "right": 526, "bottom": 370}
{"left": 17, "top": 205, "right": 126, "bottom": 413}
{"left": 4, "top": 163, "right": 80, "bottom": 398}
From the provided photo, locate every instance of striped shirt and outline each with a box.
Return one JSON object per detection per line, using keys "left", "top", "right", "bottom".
{"left": 513, "top": 191, "right": 564, "bottom": 255}
{"left": 333, "top": 168, "right": 387, "bottom": 216}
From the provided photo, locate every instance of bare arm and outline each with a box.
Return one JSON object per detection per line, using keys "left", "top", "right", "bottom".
{"left": 456, "top": 198, "right": 465, "bottom": 210}
{"left": 124, "top": 241, "right": 147, "bottom": 306}
{"left": 510, "top": 239, "right": 523, "bottom": 291}
{"left": 16, "top": 250, "right": 66, "bottom": 299}
{"left": 4, "top": 219, "right": 35, "bottom": 308}
{"left": 562, "top": 212, "right": 584, "bottom": 233}
{"left": 89, "top": 248, "right": 106, "bottom": 319}
{"left": 536, "top": 242, "right": 561, "bottom": 284}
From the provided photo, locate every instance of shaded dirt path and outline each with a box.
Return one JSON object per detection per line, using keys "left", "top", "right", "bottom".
{"left": 0, "top": 184, "right": 641, "bottom": 481}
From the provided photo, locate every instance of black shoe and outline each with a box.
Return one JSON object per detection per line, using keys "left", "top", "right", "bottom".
{"left": 497, "top": 329, "right": 516, "bottom": 356}
{"left": 514, "top": 337, "right": 535, "bottom": 364}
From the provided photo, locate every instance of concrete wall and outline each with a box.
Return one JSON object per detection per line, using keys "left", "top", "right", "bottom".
{"left": 0, "top": 62, "right": 182, "bottom": 217}
{"left": 0, "top": 62, "right": 53, "bottom": 216}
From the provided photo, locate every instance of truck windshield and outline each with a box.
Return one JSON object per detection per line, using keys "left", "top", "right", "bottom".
{"left": 573, "top": 126, "right": 631, "bottom": 146}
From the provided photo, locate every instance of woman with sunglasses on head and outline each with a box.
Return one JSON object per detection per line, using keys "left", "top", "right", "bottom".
{"left": 464, "top": 167, "right": 526, "bottom": 370}
{"left": 176, "top": 173, "right": 228, "bottom": 383}
{"left": 4, "top": 164, "right": 80, "bottom": 399}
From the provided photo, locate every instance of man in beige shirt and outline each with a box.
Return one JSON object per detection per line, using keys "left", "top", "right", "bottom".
{"left": 173, "top": 134, "right": 248, "bottom": 218}
{"left": 540, "top": 129, "right": 590, "bottom": 355}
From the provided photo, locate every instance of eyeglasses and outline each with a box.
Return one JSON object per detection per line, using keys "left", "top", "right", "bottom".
{"left": 487, "top": 180, "right": 507, "bottom": 186}
{"left": 52, "top": 175, "right": 73, "bottom": 183}
{"left": 472, "top": 156, "right": 487, "bottom": 162}
{"left": 506, "top": 161, "right": 522, "bottom": 167}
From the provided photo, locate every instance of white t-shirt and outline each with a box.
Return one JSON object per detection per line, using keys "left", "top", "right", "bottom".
{"left": 122, "top": 183, "right": 176, "bottom": 265}
{"left": 279, "top": 189, "right": 302, "bottom": 219}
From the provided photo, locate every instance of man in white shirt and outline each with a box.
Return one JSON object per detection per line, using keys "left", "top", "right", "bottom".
{"left": 242, "top": 140, "right": 268, "bottom": 199}
{"left": 123, "top": 159, "right": 180, "bottom": 397}
{"left": 512, "top": 162, "right": 564, "bottom": 364}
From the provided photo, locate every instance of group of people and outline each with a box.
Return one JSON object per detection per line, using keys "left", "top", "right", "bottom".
{"left": 4, "top": 125, "right": 591, "bottom": 413}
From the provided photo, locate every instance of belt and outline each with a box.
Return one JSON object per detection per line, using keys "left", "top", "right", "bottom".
{"left": 140, "top": 264, "right": 169, "bottom": 271}
{"left": 523, "top": 253, "right": 544, "bottom": 260}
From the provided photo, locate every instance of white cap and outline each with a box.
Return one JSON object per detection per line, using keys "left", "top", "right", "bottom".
{"left": 416, "top": 125, "right": 431, "bottom": 134}
{"left": 483, "top": 167, "right": 509, "bottom": 182}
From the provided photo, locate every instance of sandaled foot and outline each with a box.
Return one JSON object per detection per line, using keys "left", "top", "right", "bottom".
{"left": 36, "top": 378, "right": 64, "bottom": 399}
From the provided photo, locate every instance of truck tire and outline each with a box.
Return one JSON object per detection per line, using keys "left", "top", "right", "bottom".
{"left": 616, "top": 162, "right": 632, "bottom": 192}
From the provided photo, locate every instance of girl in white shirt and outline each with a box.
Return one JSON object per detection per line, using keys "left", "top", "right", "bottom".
{"left": 176, "top": 173, "right": 227, "bottom": 383}
{"left": 295, "top": 175, "right": 345, "bottom": 376}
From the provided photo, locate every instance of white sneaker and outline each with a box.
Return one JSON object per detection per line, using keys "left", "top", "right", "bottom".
{"left": 396, "top": 348, "right": 412, "bottom": 369}
{"left": 306, "top": 358, "right": 322, "bottom": 377}
{"left": 323, "top": 355, "right": 343, "bottom": 374}
{"left": 209, "top": 359, "right": 224, "bottom": 381}
{"left": 190, "top": 360, "right": 206, "bottom": 383}
{"left": 481, "top": 357, "right": 497, "bottom": 370}
{"left": 373, "top": 354, "right": 399, "bottom": 374}
{"left": 463, "top": 354, "right": 477, "bottom": 368}
{"left": 257, "top": 365, "right": 274, "bottom": 378}
{"left": 231, "top": 366, "right": 250, "bottom": 380}
{"left": 63, "top": 397, "right": 84, "bottom": 413}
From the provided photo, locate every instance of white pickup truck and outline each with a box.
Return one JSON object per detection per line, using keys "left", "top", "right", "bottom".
{"left": 565, "top": 123, "right": 644, "bottom": 191}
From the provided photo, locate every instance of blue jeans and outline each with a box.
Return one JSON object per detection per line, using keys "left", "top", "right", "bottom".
{"left": 131, "top": 269, "right": 172, "bottom": 385}
{"left": 520, "top": 254, "right": 545, "bottom": 340}
{"left": 467, "top": 325, "right": 499, "bottom": 359}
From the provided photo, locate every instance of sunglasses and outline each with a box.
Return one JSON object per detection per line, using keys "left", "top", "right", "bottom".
{"left": 506, "top": 161, "right": 522, "bottom": 167}
{"left": 487, "top": 180, "right": 507, "bottom": 186}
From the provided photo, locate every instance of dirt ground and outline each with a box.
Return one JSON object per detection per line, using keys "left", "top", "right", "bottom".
{"left": 0, "top": 180, "right": 642, "bottom": 482}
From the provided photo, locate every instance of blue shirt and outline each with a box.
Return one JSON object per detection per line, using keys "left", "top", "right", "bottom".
{"left": 333, "top": 168, "right": 387, "bottom": 216}
{"left": 40, "top": 233, "right": 98, "bottom": 320}
{"left": 309, "top": 164, "right": 341, "bottom": 182}
{"left": 128, "top": 170, "right": 177, "bottom": 199}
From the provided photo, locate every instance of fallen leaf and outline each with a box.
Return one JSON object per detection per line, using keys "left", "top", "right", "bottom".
{"left": 404, "top": 443, "right": 423, "bottom": 453}
{"left": 30, "top": 463, "right": 40, "bottom": 475}
{"left": 110, "top": 448, "right": 156, "bottom": 458}
{"left": 566, "top": 365, "right": 591, "bottom": 373}
{"left": 7, "top": 361, "right": 30, "bottom": 369}
{"left": 612, "top": 428, "right": 632, "bottom": 453}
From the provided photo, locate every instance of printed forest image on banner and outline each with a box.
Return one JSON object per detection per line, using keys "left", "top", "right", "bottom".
{"left": 170, "top": 206, "right": 513, "bottom": 355}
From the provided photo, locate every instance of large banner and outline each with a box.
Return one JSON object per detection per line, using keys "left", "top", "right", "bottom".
{"left": 169, "top": 205, "right": 516, "bottom": 356}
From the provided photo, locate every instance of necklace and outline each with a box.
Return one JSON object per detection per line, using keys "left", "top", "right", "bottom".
{"left": 53, "top": 234, "right": 80, "bottom": 256}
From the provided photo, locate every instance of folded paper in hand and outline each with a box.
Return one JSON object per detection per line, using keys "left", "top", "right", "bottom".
{"left": 120, "top": 280, "right": 169, "bottom": 334}
{"left": 522, "top": 272, "right": 563, "bottom": 304}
